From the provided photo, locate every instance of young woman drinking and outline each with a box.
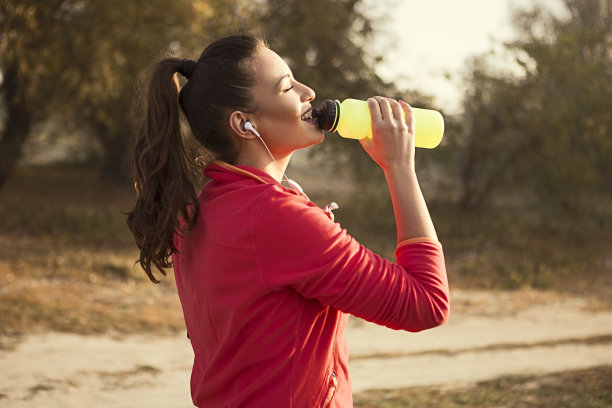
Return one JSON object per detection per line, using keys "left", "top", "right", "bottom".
{"left": 127, "top": 34, "right": 449, "bottom": 407}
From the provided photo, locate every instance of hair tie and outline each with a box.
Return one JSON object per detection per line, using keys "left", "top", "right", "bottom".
{"left": 178, "top": 59, "right": 196, "bottom": 79}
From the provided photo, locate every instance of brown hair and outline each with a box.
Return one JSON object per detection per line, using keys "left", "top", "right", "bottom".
{"left": 127, "top": 34, "right": 265, "bottom": 283}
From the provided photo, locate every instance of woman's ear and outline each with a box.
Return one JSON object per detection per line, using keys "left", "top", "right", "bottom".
{"left": 228, "top": 111, "right": 257, "bottom": 140}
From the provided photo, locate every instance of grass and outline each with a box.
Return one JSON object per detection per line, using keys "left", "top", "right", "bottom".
{"left": 0, "top": 166, "right": 185, "bottom": 337}
{"left": 427, "top": 201, "right": 612, "bottom": 294}
{"left": 353, "top": 365, "right": 612, "bottom": 408}
{"left": 0, "top": 165, "right": 610, "bottom": 337}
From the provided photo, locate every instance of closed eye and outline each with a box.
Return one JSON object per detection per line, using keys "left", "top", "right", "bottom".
{"left": 283, "top": 86, "right": 294, "bottom": 92}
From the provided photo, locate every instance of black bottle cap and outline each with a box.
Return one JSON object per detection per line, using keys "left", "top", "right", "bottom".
{"left": 313, "top": 99, "right": 340, "bottom": 132}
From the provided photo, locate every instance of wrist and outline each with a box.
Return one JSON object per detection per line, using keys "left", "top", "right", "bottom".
{"left": 383, "top": 162, "right": 416, "bottom": 178}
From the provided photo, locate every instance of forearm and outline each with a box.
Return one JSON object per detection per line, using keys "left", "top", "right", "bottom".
{"left": 384, "top": 163, "right": 438, "bottom": 243}
{"left": 361, "top": 96, "right": 439, "bottom": 243}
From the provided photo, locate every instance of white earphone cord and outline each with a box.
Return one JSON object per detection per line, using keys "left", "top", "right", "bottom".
{"left": 244, "top": 121, "right": 337, "bottom": 210}
{"left": 244, "top": 122, "right": 299, "bottom": 188}
{"left": 256, "top": 135, "right": 291, "bottom": 185}
{"left": 257, "top": 134, "right": 310, "bottom": 196}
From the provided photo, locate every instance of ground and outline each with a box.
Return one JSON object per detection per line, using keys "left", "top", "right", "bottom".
{"left": 0, "top": 165, "right": 610, "bottom": 407}
{"left": 1, "top": 289, "right": 611, "bottom": 407}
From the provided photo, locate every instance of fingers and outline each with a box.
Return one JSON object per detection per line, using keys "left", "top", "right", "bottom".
{"left": 362, "top": 96, "right": 416, "bottom": 171}
{"left": 367, "top": 97, "right": 380, "bottom": 121}
{"left": 368, "top": 97, "right": 409, "bottom": 125}
{"left": 389, "top": 99, "right": 405, "bottom": 124}
{"left": 378, "top": 97, "right": 395, "bottom": 123}
{"left": 399, "top": 100, "right": 415, "bottom": 134}
{"left": 367, "top": 97, "right": 392, "bottom": 123}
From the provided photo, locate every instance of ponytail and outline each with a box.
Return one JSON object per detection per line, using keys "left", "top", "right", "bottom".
{"left": 127, "top": 34, "right": 265, "bottom": 283}
{"left": 127, "top": 58, "right": 199, "bottom": 283}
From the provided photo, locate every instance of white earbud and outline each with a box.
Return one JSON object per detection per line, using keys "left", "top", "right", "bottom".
{"left": 244, "top": 121, "right": 260, "bottom": 138}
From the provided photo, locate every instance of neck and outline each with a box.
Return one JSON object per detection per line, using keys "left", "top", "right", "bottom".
{"left": 235, "top": 146, "right": 293, "bottom": 184}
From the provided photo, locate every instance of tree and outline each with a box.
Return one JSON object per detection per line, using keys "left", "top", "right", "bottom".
{"left": 0, "top": 0, "right": 254, "bottom": 187}
{"left": 453, "top": 57, "right": 541, "bottom": 209}
{"left": 70, "top": 0, "right": 255, "bottom": 183}
{"left": 0, "top": 0, "right": 73, "bottom": 187}
{"left": 513, "top": 0, "right": 612, "bottom": 212}
{"left": 454, "top": 0, "right": 612, "bottom": 213}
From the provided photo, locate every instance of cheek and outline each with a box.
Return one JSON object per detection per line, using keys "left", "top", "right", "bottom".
{"left": 278, "top": 99, "right": 301, "bottom": 120}
{"left": 255, "top": 96, "right": 302, "bottom": 130}
{"left": 267, "top": 104, "right": 301, "bottom": 127}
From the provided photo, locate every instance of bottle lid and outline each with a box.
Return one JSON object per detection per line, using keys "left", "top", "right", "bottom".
{"left": 313, "top": 99, "right": 340, "bottom": 132}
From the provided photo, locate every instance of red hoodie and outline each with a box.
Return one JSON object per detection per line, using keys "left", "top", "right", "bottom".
{"left": 172, "top": 162, "right": 450, "bottom": 407}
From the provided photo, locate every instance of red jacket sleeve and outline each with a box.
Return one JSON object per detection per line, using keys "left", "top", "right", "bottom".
{"left": 253, "top": 187, "right": 450, "bottom": 332}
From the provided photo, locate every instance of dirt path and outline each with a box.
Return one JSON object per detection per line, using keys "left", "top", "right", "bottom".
{"left": 348, "top": 290, "right": 612, "bottom": 392}
{"left": 1, "top": 290, "right": 611, "bottom": 407}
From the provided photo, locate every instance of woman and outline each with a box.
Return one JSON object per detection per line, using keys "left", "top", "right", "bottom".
{"left": 127, "top": 34, "right": 449, "bottom": 407}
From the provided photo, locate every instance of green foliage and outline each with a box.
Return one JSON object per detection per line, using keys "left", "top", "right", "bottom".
{"left": 0, "top": 1, "right": 68, "bottom": 186}
{"left": 63, "top": 0, "right": 255, "bottom": 182}
{"left": 452, "top": 0, "right": 612, "bottom": 216}
{"left": 0, "top": 1, "right": 70, "bottom": 109}
{"left": 0, "top": 0, "right": 258, "bottom": 184}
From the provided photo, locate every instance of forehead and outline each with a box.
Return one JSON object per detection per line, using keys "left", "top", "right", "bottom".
{"left": 252, "top": 47, "right": 291, "bottom": 86}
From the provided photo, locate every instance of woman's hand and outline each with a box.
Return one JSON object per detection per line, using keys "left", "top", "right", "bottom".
{"left": 360, "top": 97, "right": 438, "bottom": 242}
{"left": 360, "top": 97, "right": 415, "bottom": 172}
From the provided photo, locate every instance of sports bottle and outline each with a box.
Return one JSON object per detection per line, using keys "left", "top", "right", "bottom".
{"left": 313, "top": 98, "right": 444, "bottom": 149}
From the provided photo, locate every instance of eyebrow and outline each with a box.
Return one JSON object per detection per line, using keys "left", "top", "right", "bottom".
{"left": 275, "top": 73, "right": 291, "bottom": 89}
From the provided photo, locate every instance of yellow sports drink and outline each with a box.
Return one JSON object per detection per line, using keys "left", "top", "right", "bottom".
{"left": 313, "top": 98, "right": 444, "bottom": 149}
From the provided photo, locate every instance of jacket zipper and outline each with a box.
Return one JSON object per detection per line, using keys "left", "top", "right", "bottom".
{"left": 323, "top": 370, "right": 337, "bottom": 408}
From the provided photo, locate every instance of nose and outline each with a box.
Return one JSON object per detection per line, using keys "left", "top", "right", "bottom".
{"left": 300, "top": 82, "right": 315, "bottom": 102}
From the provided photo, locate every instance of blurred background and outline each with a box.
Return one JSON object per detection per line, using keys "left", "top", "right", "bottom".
{"left": 0, "top": 0, "right": 610, "bottom": 407}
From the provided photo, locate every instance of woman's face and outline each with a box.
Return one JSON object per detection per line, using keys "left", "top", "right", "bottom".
{"left": 247, "top": 47, "right": 323, "bottom": 156}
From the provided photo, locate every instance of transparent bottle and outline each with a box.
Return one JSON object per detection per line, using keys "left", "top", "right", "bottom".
{"left": 313, "top": 98, "right": 444, "bottom": 149}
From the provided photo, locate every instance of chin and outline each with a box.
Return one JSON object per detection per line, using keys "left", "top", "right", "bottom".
{"left": 306, "top": 129, "right": 325, "bottom": 146}
{"left": 314, "top": 132, "right": 325, "bottom": 144}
